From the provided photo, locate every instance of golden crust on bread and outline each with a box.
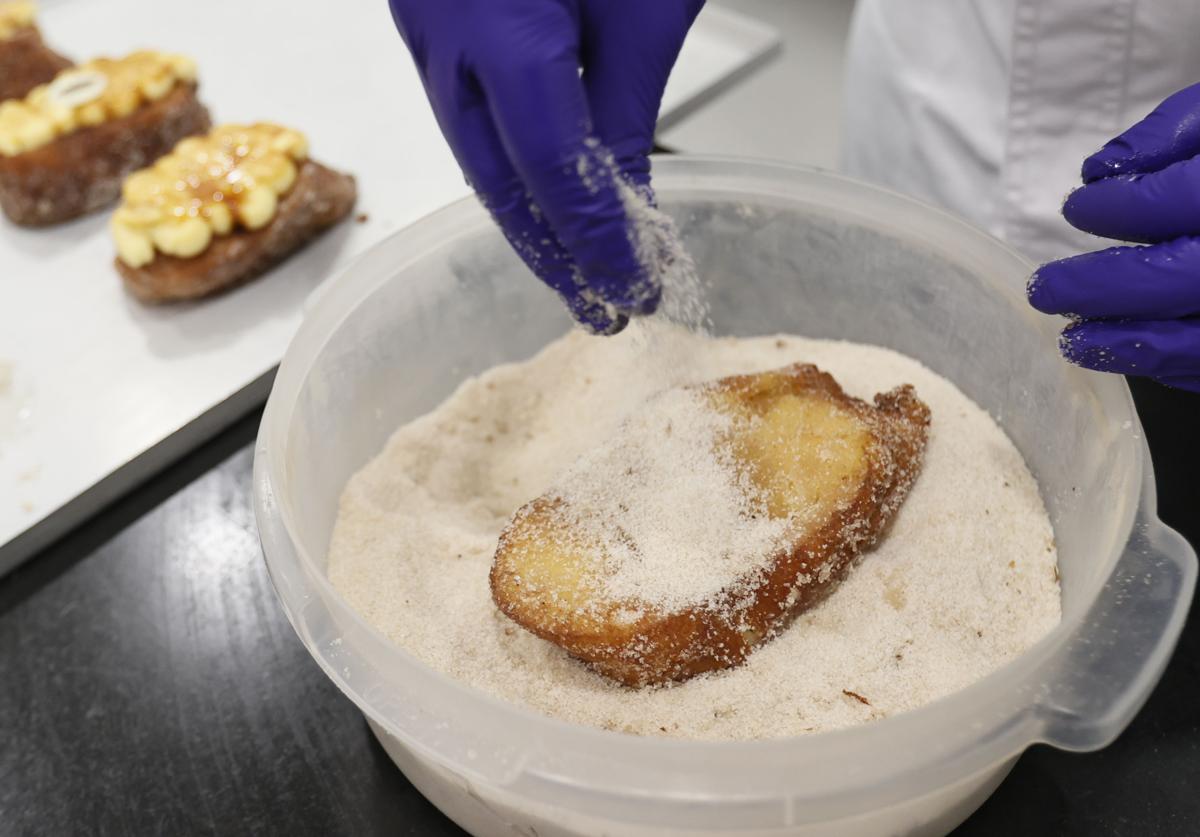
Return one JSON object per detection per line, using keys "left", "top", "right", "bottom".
{"left": 0, "top": 81, "right": 209, "bottom": 225}
{"left": 116, "top": 158, "right": 356, "bottom": 302}
{"left": 491, "top": 363, "right": 931, "bottom": 687}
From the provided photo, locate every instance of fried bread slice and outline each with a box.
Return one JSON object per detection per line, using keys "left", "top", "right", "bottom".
{"left": 0, "top": 81, "right": 210, "bottom": 225}
{"left": 491, "top": 363, "right": 930, "bottom": 687}
{"left": 116, "top": 159, "right": 356, "bottom": 302}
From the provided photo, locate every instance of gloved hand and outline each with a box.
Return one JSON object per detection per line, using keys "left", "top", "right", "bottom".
{"left": 1028, "top": 82, "right": 1200, "bottom": 391}
{"left": 388, "top": 0, "right": 704, "bottom": 335}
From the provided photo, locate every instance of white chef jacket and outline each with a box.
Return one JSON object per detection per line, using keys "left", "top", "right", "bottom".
{"left": 841, "top": 0, "right": 1200, "bottom": 265}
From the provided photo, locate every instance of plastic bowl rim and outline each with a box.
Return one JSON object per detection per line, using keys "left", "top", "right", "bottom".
{"left": 254, "top": 155, "right": 1180, "bottom": 795}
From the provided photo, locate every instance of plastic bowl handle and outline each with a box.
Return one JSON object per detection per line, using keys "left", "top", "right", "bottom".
{"left": 1038, "top": 517, "right": 1195, "bottom": 751}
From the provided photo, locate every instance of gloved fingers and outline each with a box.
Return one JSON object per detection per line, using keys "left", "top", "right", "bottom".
{"left": 1059, "top": 317, "right": 1200, "bottom": 379}
{"left": 422, "top": 56, "right": 625, "bottom": 335}
{"left": 579, "top": 0, "right": 704, "bottom": 193}
{"left": 477, "top": 37, "right": 659, "bottom": 317}
{"left": 1029, "top": 236, "right": 1200, "bottom": 320}
{"left": 1081, "top": 82, "right": 1200, "bottom": 183}
{"left": 1062, "top": 157, "right": 1200, "bottom": 244}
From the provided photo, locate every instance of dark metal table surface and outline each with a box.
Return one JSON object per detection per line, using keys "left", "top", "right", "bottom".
{"left": 2, "top": 378, "right": 1198, "bottom": 837}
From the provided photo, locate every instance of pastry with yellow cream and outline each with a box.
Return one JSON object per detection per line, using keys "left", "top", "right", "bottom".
{"left": 113, "top": 123, "right": 357, "bottom": 302}
{"left": 0, "top": 50, "right": 210, "bottom": 225}
{"left": 0, "top": 2, "right": 70, "bottom": 103}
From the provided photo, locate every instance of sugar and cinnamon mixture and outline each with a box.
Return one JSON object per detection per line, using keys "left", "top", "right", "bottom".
{"left": 328, "top": 325, "right": 1061, "bottom": 739}
{"left": 548, "top": 385, "right": 787, "bottom": 612}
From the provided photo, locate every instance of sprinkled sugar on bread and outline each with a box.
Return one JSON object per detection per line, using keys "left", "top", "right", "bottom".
{"left": 491, "top": 363, "right": 930, "bottom": 687}
{"left": 327, "top": 329, "right": 1061, "bottom": 739}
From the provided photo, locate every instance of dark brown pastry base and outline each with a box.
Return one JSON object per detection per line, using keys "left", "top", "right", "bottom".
{"left": 0, "top": 25, "right": 70, "bottom": 103}
{"left": 117, "top": 159, "right": 357, "bottom": 302}
{"left": 0, "top": 82, "right": 211, "bottom": 226}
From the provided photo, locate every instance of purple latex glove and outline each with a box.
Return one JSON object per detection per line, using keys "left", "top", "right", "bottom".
{"left": 1028, "top": 82, "right": 1200, "bottom": 392}
{"left": 388, "top": 0, "right": 704, "bottom": 335}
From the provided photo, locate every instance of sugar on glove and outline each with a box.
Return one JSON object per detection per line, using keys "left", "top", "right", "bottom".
{"left": 388, "top": 0, "right": 705, "bottom": 334}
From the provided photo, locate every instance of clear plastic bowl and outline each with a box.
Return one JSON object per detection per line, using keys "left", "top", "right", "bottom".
{"left": 253, "top": 157, "right": 1196, "bottom": 836}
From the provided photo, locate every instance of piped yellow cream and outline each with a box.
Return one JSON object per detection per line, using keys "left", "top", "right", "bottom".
{"left": 111, "top": 123, "right": 309, "bottom": 267}
{"left": 0, "top": 50, "right": 197, "bottom": 156}
{"left": 0, "top": 1, "right": 37, "bottom": 41}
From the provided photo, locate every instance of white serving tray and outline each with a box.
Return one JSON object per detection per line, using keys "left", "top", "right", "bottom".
{"left": 0, "top": 0, "right": 778, "bottom": 575}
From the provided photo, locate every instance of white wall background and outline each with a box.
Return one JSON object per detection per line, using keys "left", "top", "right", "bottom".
{"left": 660, "top": 0, "right": 856, "bottom": 170}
